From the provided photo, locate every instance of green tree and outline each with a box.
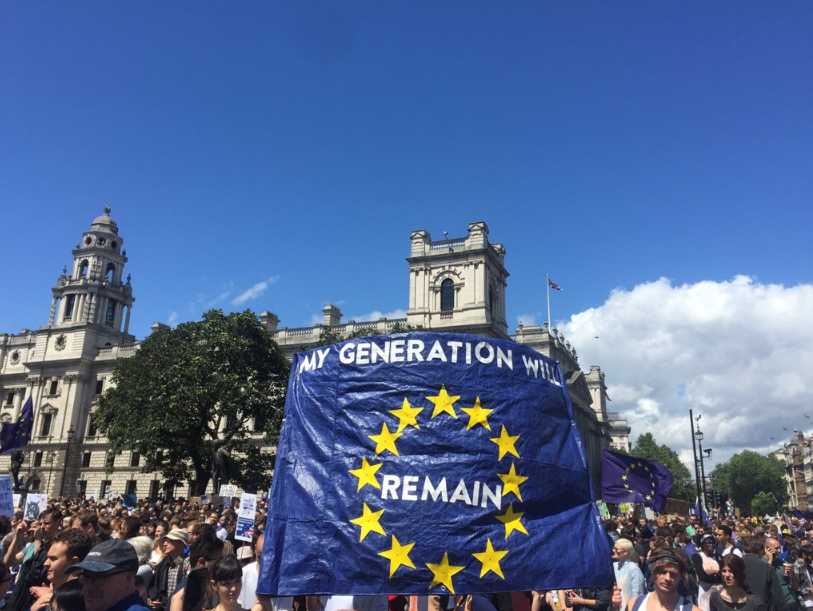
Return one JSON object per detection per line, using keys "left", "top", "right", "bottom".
{"left": 710, "top": 450, "right": 788, "bottom": 513}
{"left": 751, "top": 491, "right": 779, "bottom": 516}
{"left": 316, "top": 321, "right": 421, "bottom": 346}
{"left": 96, "top": 309, "right": 290, "bottom": 495}
{"left": 629, "top": 433, "right": 694, "bottom": 501}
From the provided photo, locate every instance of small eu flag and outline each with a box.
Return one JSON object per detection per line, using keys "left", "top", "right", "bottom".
{"left": 259, "top": 332, "right": 613, "bottom": 596}
{"left": 600, "top": 449, "right": 674, "bottom": 512}
{"left": 0, "top": 396, "right": 33, "bottom": 454}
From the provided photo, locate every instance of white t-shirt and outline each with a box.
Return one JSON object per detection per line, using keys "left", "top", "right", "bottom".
{"left": 239, "top": 563, "right": 294, "bottom": 611}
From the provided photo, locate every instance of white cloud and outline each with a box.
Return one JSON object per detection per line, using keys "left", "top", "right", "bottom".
{"left": 349, "top": 308, "right": 408, "bottom": 322}
{"left": 167, "top": 311, "right": 178, "bottom": 325}
{"left": 231, "top": 276, "right": 280, "bottom": 306}
{"left": 560, "top": 276, "right": 813, "bottom": 470}
{"left": 517, "top": 313, "right": 541, "bottom": 326}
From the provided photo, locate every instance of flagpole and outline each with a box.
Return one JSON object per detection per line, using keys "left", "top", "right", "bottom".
{"left": 546, "top": 274, "right": 552, "bottom": 331}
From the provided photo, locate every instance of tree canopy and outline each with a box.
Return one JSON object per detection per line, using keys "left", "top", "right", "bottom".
{"left": 710, "top": 450, "right": 788, "bottom": 514}
{"left": 96, "top": 309, "right": 290, "bottom": 495}
{"left": 629, "top": 432, "right": 694, "bottom": 501}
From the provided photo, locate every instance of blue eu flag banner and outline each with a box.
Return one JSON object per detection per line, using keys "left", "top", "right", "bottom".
{"left": 259, "top": 333, "right": 613, "bottom": 596}
{"left": 0, "top": 396, "right": 33, "bottom": 454}
{"left": 600, "top": 450, "right": 674, "bottom": 512}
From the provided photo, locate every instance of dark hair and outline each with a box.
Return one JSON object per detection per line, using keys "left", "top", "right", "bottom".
{"left": 119, "top": 516, "right": 142, "bottom": 539}
{"left": 190, "top": 536, "right": 224, "bottom": 567}
{"left": 210, "top": 554, "right": 242, "bottom": 584}
{"left": 191, "top": 522, "right": 217, "bottom": 539}
{"left": 720, "top": 554, "right": 749, "bottom": 591}
{"left": 40, "top": 507, "right": 64, "bottom": 523}
{"left": 53, "top": 579, "right": 86, "bottom": 611}
{"left": 743, "top": 536, "right": 766, "bottom": 556}
{"left": 717, "top": 525, "right": 732, "bottom": 538}
{"left": 799, "top": 545, "right": 813, "bottom": 557}
{"left": 52, "top": 529, "right": 94, "bottom": 561}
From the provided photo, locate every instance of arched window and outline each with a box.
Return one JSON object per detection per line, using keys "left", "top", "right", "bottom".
{"left": 106, "top": 263, "right": 115, "bottom": 283}
{"left": 440, "top": 279, "right": 455, "bottom": 312}
{"left": 79, "top": 260, "right": 89, "bottom": 279}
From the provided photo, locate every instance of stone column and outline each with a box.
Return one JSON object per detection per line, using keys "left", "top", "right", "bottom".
{"left": 123, "top": 305, "right": 132, "bottom": 334}
{"left": 11, "top": 389, "right": 24, "bottom": 423}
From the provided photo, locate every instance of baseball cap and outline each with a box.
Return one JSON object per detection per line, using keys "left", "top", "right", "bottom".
{"left": 65, "top": 539, "right": 139, "bottom": 574}
{"left": 162, "top": 529, "right": 189, "bottom": 544}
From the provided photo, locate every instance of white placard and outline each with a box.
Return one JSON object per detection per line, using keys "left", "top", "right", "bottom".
{"left": 220, "top": 484, "right": 237, "bottom": 499}
{"left": 0, "top": 476, "right": 14, "bottom": 517}
{"left": 23, "top": 493, "right": 48, "bottom": 520}
{"left": 13, "top": 493, "right": 21, "bottom": 509}
{"left": 235, "top": 493, "right": 257, "bottom": 542}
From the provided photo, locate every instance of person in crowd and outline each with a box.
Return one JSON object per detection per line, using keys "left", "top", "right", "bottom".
{"left": 613, "top": 538, "right": 645, "bottom": 611}
{"left": 65, "top": 539, "right": 149, "bottom": 611}
{"left": 5, "top": 508, "right": 63, "bottom": 611}
{"left": 793, "top": 546, "right": 813, "bottom": 611}
{"left": 30, "top": 528, "right": 95, "bottom": 611}
{"left": 693, "top": 534, "right": 723, "bottom": 611}
{"left": 168, "top": 535, "right": 224, "bottom": 611}
{"left": 208, "top": 556, "right": 243, "bottom": 611}
{"left": 126, "top": 536, "right": 156, "bottom": 589}
{"left": 765, "top": 537, "right": 800, "bottom": 611}
{"left": 51, "top": 580, "right": 86, "bottom": 611}
{"left": 565, "top": 587, "right": 611, "bottom": 611}
{"left": 710, "top": 554, "right": 766, "bottom": 611}
{"left": 149, "top": 522, "right": 169, "bottom": 569}
{"left": 740, "top": 536, "right": 788, "bottom": 611}
{"left": 118, "top": 518, "right": 143, "bottom": 542}
{"left": 206, "top": 513, "right": 228, "bottom": 542}
{"left": 147, "top": 530, "right": 188, "bottom": 611}
{"left": 71, "top": 510, "right": 107, "bottom": 544}
{"left": 626, "top": 548, "right": 699, "bottom": 611}
{"left": 717, "top": 527, "right": 743, "bottom": 559}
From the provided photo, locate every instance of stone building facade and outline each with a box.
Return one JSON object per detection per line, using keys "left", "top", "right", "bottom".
{"left": 0, "top": 216, "right": 630, "bottom": 499}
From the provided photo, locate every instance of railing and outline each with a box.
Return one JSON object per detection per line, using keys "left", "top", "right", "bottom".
{"left": 429, "top": 240, "right": 466, "bottom": 252}
{"left": 272, "top": 318, "right": 410, "bottom": 344}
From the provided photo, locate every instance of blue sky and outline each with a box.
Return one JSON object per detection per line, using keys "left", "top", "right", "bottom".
{"left": 2, "top": 2, "right": 812, "bottom": 468}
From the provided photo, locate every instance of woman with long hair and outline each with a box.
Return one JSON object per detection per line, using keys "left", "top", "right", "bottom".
{"left": 709, "top": 555, "right": 766, "bottom": 611}
{"left": 208, "top": 555, "right": 243, "bottom": 611}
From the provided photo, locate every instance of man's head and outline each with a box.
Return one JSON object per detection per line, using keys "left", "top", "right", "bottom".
{"left": 189, "top": 536, "right": 225, "bottom": 569}
{"left": 800, "top": 544, "right": 813, "bottom": 566}
{"left": 65, "top": 539, "right": 139, "bottom": 611}
{"left": 716, "top": 525, "right": 732, "bottom": 546}
{"left": 765, "top": 537, "right": 782, "bottom": 562}
{"left": 647, "top": 548, "right": 686, "bottom": 594}
{"left": 161, "top": 529, "right": 189, "bottom": 559}
{"left": 254, "top": 532, "right": 265, "bottom": 568}
{"left": 46, "top": 529, "right": 95, "bottom": 588}
{"left": 71, "top": 509, "right": 100, "bottom": 537}
{"left": 38, "top": 508, "right": 64, "bottom": 542}
{"left": 207, "top": 512, "right": 219, "bottom": 525}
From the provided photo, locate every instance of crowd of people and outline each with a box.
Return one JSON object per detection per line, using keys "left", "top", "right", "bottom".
{"left": 0, "top": 497, "right": 811, "bottom": 611}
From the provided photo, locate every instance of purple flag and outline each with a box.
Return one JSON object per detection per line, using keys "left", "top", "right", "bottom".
{"left": 600, "top": 450, "right": 674, "bottom": 512}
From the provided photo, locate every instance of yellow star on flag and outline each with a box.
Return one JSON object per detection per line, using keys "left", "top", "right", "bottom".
{"left": 426, "top": 552, "right": 465, "bottom": 593}
{"left": 490, "top": 425, "right": 520, "bottom": 460}
{"left": 378, "top": 535, "right": 416, "bottom": 577}
{"left": 460, "top": 397, "right": 493, "bottom": 430}
{"left": 389, "top": 398, "right": 423, "bottom": 432}
{"left": 350, "top": 503, "right": 386, "bottom": 541}
{"left": 349, "top": 457, "right": 383, "bottom": 491}
{"left": 472, "top": 538, "right": 508, "bottom": 579}
{"left": 621, "top": 475, "right": 628, "bottom": 481}
{"left": 624, "top": 484, "right": 630, "bottom": 489}
{"left": 498, "top": 462, "right": 528, "bottom": 501}
{"left": 427, "top": 385, "right": 460, "bottom": 419}
{"left": 369, "top": 422, "right": 401, "bottom": 456}
{"left": 645, "top": 495, "right": 652, "bottom": 501}
{"left": 495, "top": 503, "right": 528, "bottom": 539}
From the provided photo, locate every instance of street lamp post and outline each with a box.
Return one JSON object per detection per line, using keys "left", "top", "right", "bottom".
{"left": 696, "top": 428, "right": 708, "bottom": 511}
{"left": 46, "top": 451, "right": 55, "bottom": 493}
{"left": 690, "top": 410, "right": 703, "bottom": 510}
{"left": 59, "top": 425, "right": 75, "bottom": 498}
{"left": 702, "top": 448, "right": 712, "bottom": 511}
